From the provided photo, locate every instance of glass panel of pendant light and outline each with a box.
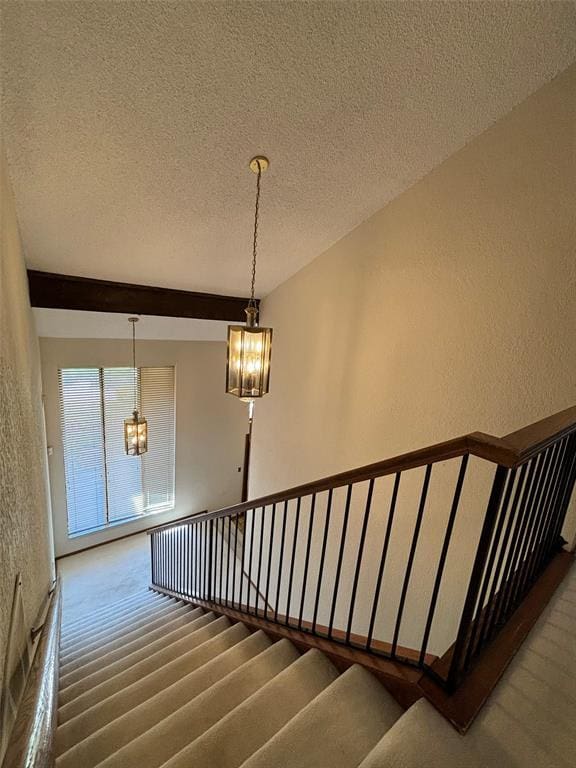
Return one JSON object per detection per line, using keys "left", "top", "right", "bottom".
{"left": 226, "top": 324, "right": 273, "bottom": 400}
{"left": 124, "top": 410, "right": 148, "bottom": 456}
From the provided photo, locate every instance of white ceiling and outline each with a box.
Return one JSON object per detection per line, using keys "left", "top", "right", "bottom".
{"left": 33, "top": 308, "right": 229, "bottom": 341}
{"left": 2, "top": 2, "right": 576, "bottom": 298}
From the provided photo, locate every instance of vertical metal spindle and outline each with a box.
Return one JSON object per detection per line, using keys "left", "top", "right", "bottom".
{"left": 298, "top": 495, "right": 316, "bottom": 631}
{"left": 225, "top": 516, "right": 232, "bottom": 607}
{"left": 481, "top": 463, "right": 528, "bottom": 643}
{"left": 495, "top": 455, "right": 541, "bottom": 624}
{"left": 464, "top": 466, "right": 516, "bottom": 667}
{"left": 446, "top": 464, "right": 508, "bottom": 690}
{"left": 529, "top": 438, "right": 570, "bottom": 581}
{"left": 548, "top": 435, "right": 576, "bottom": 547}
{"left": 346, "top": 479, "right": 374, "bottom": 645}
{"left": 391, "top": 464, "right": 432, "bottom": 659}
{"left": 264, "top": 504, "right": 276, "bottom": 620}
{"left": 239, "top": 512, "right": 247, "bottom": 610}
{"left": 419, "top": 456, "right": 468, "bottom": 667}
{"left": 312, "top": 490, "right": 333, "bottom": 633}
{"left": 328, "top": 484, "right": 353, "bottom": 640}
{"left": 509, "top": 447, "right": 556, "bottom": 609}
{"left": 207, "top": 519, "right": 214, "bottom": 602}
{"left": 367, "top": 473, "right": 401, "bottom": 651}
{"left": 285, "top": 498, "right": 301, "bottom": 626}
{"left": 248, "top": 508, "right": 256, "bottom": 613}
{"left": 517, "top": 442, "right": 563, "bottom": 594}
{"left": 274, "top": 501, "right": 289, "bottom": 623}
{"left": 219, "top": 516, "right": 225, "bottom": 605}
{"left": 150, "top": 533, "right": 155, "bottom": 586}
{"left": 231, "top": 515, "right": 238, "bottom": 607}
{"left": 256, "top": 507, "right": 265, "bottom": 616}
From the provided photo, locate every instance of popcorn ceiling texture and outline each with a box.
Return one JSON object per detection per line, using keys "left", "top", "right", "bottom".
{"left": 1, "top": 1, "right": 576, "bottom": 296}
{"left": 0, "top": 149, "right": 54, "bottom": 699}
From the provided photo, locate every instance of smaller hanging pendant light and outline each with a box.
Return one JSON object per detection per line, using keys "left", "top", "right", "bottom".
{"left": 226, "top": 156, "right": 273, "bottom": 401}
{"left": 124, "top": 317, "right": 148, "bottom": 456}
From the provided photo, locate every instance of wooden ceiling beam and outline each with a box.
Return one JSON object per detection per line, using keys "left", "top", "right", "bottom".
{"left": 27, "top": 270, "right": 254, "bottom": 322}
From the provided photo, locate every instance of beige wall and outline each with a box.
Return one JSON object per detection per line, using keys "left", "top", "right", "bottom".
{"left": 252, "top": 63, "right": 576, "bottom": 499}
{"left": 246, "top": 65, "right": 576, "bottom": 654}
{"left": 40, "top": 338, "right": 248, "bottom": 557}
{"left": 0, "top": 150, "right": 55, "bottom": 701}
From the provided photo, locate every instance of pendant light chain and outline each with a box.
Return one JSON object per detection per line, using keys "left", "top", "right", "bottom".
{"left": 248, "top": 160, "right": 262, "bottom": 310}
{"left": 132, "top": 319, "right": 137, "bottom": 413}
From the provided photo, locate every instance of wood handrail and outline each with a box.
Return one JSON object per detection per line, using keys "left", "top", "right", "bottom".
{"left": 2, "top": 579, "right": 61, "bottom": 768}
{"left": 146, "top": 510, "right": 208, "bottom": 534}
{"left": 148, "top": 405, "right": 576, "bottom": 532}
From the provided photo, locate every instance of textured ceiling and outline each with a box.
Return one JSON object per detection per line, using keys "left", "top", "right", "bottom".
{"left": 2, "top": 2, "right": 576, "bottom": 297}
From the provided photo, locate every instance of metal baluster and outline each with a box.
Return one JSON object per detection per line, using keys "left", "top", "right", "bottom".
{"left": 219, "top": 516, "right": 225, "bottom": 605}
{"left": 274, "top": 501, "right": 289, "bottom": 623}
{"left": 419, "top": 456, "right": 468, "bottom": 667}
{"left": 231, "top": 515, "right": 238, "bottom": 608}
{"left": 530, "top": 438, "right": 571, "bottom": 579}
{"left": 256, "top": 507, "right": 265, "bottom": 616}
{"left": 225, "top": 516, "right": 232, "bottom": 607}
{"left": 328, "top": 485, "right": 353, "bottom": 640}
{"left": 346, "top": 479, "right": 374, "bottom": 645}
{"left": 391, "top": 464, "right": 432, "bottom": 659}
{"left": 464, "top": 467, "right": 516, "bottom": 667}
{"left": 312, "top": 490, "right": 333, "bottom": 633}
{"left": 265, "top": 504, "right": 276, "bottom": 620}
{"left": 526, "top": 440, "right": 568, "bottom": 586}
{"left": 509, "top": 447, "right": 556, "bottom": 609}
{"left": 298, "top": 495, "right": 316, "bottom": 631}
{"left": 548, "top": 435, "right": 576, "bottom": 548}
{"left": 446, "top": 465, "right": 508, "bottom": 690}
{"left": 240, "top": 512, "right": 247, "bottom": 610}
{"left": 248, "top": 508, "right": 255, "bottom": 614}
{"left": 366, "top": 473, "right": 401, "bottom": 652}
{"left": 480, "top": 463, "right": 528, "bottom": 643}
{"left": 285, "top": 498, "right": 301, "bottom": 627}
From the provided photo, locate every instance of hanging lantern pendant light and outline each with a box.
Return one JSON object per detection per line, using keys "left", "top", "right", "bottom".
{"left": 124, "top": 317, "right": 148, "bottom": 456}
{"left": 226, "top": 156, "right": 273, "bottom": 401}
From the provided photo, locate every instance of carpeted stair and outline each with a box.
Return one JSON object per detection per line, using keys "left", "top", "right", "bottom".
{"left": 56, "top": 590, "right": 408, "bottom": 767}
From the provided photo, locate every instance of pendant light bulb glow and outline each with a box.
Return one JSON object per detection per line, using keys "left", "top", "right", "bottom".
{"left": 226, "top": 156, "right": 273, "bottom": 401}
{"left": 124, "top": 317, "right": 148, "bottom": 456}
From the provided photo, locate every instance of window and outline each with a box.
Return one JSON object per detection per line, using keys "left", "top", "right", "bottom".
{"left": 59, "top": 366, "right": 175, "bottom": 536}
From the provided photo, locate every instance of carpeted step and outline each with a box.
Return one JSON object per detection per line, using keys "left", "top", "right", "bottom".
{"left": 59, "top": 609, "right": 213, "bottom": 699}
{"left": 240, "top": 664, "right": 403, "bottom": 768}
{"left": 60, "top": 597, "right": 180, "bottom": 656}
{"left": 60, "top": 592, "right": 162, "bottom": 634}
{"left": 56, "top": 624, "right": 250, "bottom": 755}
{"left": 158, "top": 648, "right": 339, "bottom": 768}
{"left": 57, "top": 632, "right": 287, "bottom": 768}
{"left": 93, "top": 640, "right": 310, "bottom": 768}
{"left": 60, "top": 592, "right": 170, "bottom": 640}
{"left": 57, "top": 614, "right": 232, "bottom": 725}
{"left": 355, "top": 699, "right": 484, "bottom": 768}
{"left": 60, "top": 604, "right": 200, "bottom": 679}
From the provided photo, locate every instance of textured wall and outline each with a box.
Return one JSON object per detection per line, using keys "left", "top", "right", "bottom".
{"left": 40, "top": 338, "right": 248, "bottom": 557}
{"left": 0, "top": 150, "right": 54, "bottom": 698}
{"left": 248, "top": 65, "right": 576, "bottom": 652}
{"left": 252, "top": 63, "right": 576, "bottom": 499}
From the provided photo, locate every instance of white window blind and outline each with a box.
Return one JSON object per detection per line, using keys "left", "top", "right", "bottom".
{"left": 59, "top": 366, "right": 175, "bottom": 536}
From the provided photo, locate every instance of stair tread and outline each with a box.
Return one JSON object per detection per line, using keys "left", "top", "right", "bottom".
{"left": 57, "top": 616, "right": 238, "bottom": 733}
{"left": 355, "top": 698, "right": 484, "bottom": 768}
{"left": 60, "top": 611, "right": 214, "bottom": 703}
{"left": 58, "top": 614, "right": 230, "bottom": 723}
{"left": 239, "top": 664, "right": 403, "bottom": 768}
{"left": 61, "top": 592, "right": 163, "bottom": 634}
{"left": 60, "top": 600, "right": 179, "bottom": 660}
{"left": 158, "top": 648, "right": 339, "bottom": 768}
{"left": 60, "top": 605, "right": 200, "bottom": 680}
{"left": 56, "top": 630, "right": 271, "bottom": 768}
{"left": 87, "top": 637, "right": 301, "bottom": 768}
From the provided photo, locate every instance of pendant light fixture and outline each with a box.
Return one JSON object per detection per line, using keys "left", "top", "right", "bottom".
{"left": 124, "top": 317, "right": 148, "bottom": 456}
{"left": 226, "top": 156, "right": 273, "bottom": 401}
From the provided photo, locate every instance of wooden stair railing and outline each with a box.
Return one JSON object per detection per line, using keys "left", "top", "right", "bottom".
{"left": 148, "top": 406, "right": 576, "bottom": 731}
{"left": 1, "top": 579, "right": 61, "bottom": 768}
